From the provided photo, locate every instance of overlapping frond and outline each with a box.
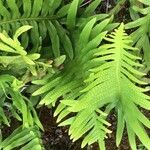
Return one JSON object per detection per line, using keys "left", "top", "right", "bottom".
{"left": 2, "top": 0, "right": 149, "bottom": 150}
{"left": 32, "top": 15, "right": 115, "bottom": 105}
{"left": 32, "top": 16, "right": 119, "bottom": 149}
{"left": 1, "top": 0, "right": 148, "bottom": 149}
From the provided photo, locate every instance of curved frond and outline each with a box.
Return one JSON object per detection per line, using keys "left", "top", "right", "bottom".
{"left": 32, "top": 16, "right": 115, "bottom": 149}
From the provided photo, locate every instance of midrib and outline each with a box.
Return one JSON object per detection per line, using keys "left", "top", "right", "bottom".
{"left": 0, "top": 16, "right": 57, "bottom": 25}
{"left": 115, "top": 42, "right": 123, "bottom": 96}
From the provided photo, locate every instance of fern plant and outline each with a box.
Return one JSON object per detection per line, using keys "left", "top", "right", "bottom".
{"left": 1, "top": 0, "right": 150, "bottom": 150}
{"left": 0, "top": 75, "right": 44, "bottom": 149}
{"left": 59, "top": 23, "right": 150, "bottom": 149}
{"left": 32, "top": 14, "right": 115, "bottom": 105}
{"left": 33, "top": 23, "right": 150, "bottom": 149}
{"left": 0, "top": 1, "right": 110, "bottom": 149}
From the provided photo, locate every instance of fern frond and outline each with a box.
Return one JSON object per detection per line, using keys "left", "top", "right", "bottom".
{"left": 57, "top": 24, "right": 150, "bottom": 149}
{"left": 0, "top": 126, "right": 43, "bottom": 150}
{"left": 0, "top": 0, "right": 74, "bottom": 58}
{"left": 0, "top": 0, "right": 107, "bottom": 59}
{"left": 125, "top": 0, "right": 150, "bottom": 69}
{"left": 32, "top": 16, "right": 113, "bottom": 105}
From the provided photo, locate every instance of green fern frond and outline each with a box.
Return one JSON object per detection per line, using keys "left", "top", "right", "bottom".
{"left": 0, "top": 0, "right": 74, "bottom": 58}
{"left": 125, "top": 0, "right": 150, "bottom": 70}
{"left": 57, "top": 24, "right": 150, "bottom": 149}
{"left": 32, "top": 16, "right": 113, "bottom": 106}
{"left": 0, "top": 126, "right": 43, "bottom": 150}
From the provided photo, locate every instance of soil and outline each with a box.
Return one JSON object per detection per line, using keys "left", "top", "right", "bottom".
{"left": 2, "top": 106, "right": 150, "bottom": 150}
{"left": 40, "top": 107, "right": 150, "bottom": 150}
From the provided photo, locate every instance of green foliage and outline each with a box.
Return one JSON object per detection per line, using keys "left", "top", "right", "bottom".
{"left": 32, "top": 16, "right": 113, "bottom": 106}
{"left": 138, "top": 144, "right": 148, "bottom": 150}
{"left": 34, "top": 22, "right": 150, "bottom": 149}
{"left": 0, "top": 0, "right": 74, "bottom": 59}
{"left": 0, "top": 126, "right": 43, "bottom": 150}
{"left": 0, "top": 25, "right": 43, "bottom": 76}
{"left": 0, "top": 75, "right": 43, "bottom": 129}
{"left": 0, "top": 0, "right": 150, "bottom": 150}
{"left": 0, "top": 0, "right": 102, "bottom": 60}
{"left": 0, "top": 26, "right": 44, "bottom": 149}
{"left": 126, "top": 0, "right": 150, "bottom": 69}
